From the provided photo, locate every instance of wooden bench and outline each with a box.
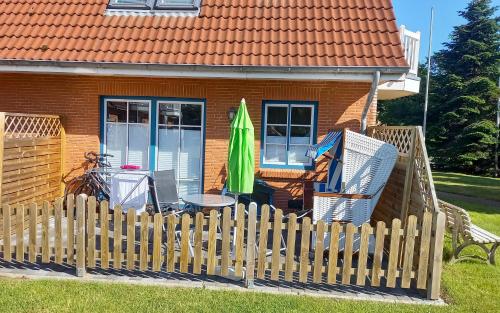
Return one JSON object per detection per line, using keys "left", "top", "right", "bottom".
{"left": 439, "top": 200, "right": 499, "bottom": 265}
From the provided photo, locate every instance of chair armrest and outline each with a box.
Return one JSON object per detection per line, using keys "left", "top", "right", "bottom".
{"left": 313, "top": 192, "right": 373, "bottom": 199}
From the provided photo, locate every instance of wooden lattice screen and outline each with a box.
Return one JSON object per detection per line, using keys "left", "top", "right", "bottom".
{"left": 368, "top": 126, "right": 440, "bottom": 226}
{"left": 0, "top": 112, "right": 64, "bottom": 238}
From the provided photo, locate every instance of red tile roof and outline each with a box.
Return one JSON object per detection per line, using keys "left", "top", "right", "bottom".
{"left": 0, "top": 0, "right": 408, "bottom": 68}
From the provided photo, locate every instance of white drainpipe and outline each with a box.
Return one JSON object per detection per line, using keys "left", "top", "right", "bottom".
{"left": 361, "top": 71, "right": 381, "bottom": 134}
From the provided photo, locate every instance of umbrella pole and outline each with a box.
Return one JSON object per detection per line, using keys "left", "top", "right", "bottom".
{"left": 232, "top": 193, "right": 239, "bottom": 257}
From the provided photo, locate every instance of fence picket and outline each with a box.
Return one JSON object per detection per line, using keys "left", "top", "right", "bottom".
{"left": 284, "top": 213, "right": 297, "bottom": 282}
{"left": 75, "top": 195, "right": 86, "bottom": 277}
{"left": 235, "top": 204, "right": 245, "bottom": 278}
{"left": 15, "top": 204, "right": 25, "bottom": 261}
{"left": 327, "top": 222, "right": 341, "bottom": 284}
{"left": 271, "top": 208, "right": 283, "bottom": 280}
{"left": 87, "top": 197, "right": 96, "bottom": 268}
{"left": 371, "top": 221, "right": 386, "bottom": 287}
{"left": 193, "top": 212, "right": 204, "bottom": 274}
{"left": 221, "top": 207, "right": 231, "bottom": 276}
{"left": 139, "top": 212, "right": 149, "bottom": 271}
{"left": 152, "top": 213, "right": 162, "bottom": 272}
{"left": 41, "top": 201, "right": 50, "bottom": 263}
{"left": 341, "top": 223, "right": 355, "bottom": 285}
{"left": 257, "top": 204, "right": 270, "bottom": 279}
{"left": 127, "top": 209, "right": 136, "bottom": 271}
{"left": 166, "top": 214, "right": 175, "bottom": 272}
{"left": 313, "top": 220, "right": 326, "bottom": 283}
{"left": 28, "top": 203, "right": 37, "bottom": 262}
{"left": 2, "top": 205, "right": 11, "bottom": 262}
{"left": 402, "top": 215, "right": 417, "bottom": 288}
{"left": 54, "top": 199, "right": 63, "bottom": 264}
{"left": 387, "top": 219, "right": 402, "bottom": 288}
{"left": 356, "top": 223, "right": 371, "bottom": 286}
{"left": 207, "top": 210, "right": 218, "bottom": 275}
{"left": 245, "top": 203, "right": 258, "bottom": 287}
{"left": 101, "top": 201, "right": 110, "bottom": 269}
{"left": 180, "top": 213, "right": 190, "bottom": 273}
{"left": 417, "top": 212, "right": 432, "bottom": 289}
{"left": 299, "top": 217, "right": 311, "bottom": 283}
{"left": 66, "top": 194, "right": 75, "bottom": 265}
{"left": 113, "top": 205, "right": 123, "bottom": 269}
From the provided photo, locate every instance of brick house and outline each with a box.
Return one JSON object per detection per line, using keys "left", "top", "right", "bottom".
{"left": 0, "top": 0, "right": 421, "bottom": 209}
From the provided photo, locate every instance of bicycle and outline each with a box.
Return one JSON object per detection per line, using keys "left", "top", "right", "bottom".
{"left": 64, "top": 152, "right": 114, "bottom": 201}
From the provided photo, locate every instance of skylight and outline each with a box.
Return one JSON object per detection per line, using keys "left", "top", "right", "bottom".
{"left": 108, "top": 0, "right": 200, "bottom": 11}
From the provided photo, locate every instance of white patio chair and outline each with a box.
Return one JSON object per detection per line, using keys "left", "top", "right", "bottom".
{"left": 309, "top": 130, "right": 398, "bottom": 252}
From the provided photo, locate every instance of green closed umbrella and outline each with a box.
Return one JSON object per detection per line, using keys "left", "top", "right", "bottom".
{"left": 227, "top": 98, "right": 254, "bottom": 196}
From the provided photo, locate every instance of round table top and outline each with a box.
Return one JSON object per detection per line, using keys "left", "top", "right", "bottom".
{"left": 182, "top": 194, "right": 236, "bottom": 208}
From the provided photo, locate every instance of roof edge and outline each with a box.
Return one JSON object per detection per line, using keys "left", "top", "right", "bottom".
{"left": 0, "top": 60, "right": 409, "bottom": 82}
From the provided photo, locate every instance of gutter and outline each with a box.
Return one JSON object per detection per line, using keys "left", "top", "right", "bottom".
{"left": 0, "top": 60, "right": 408, "bottom": 82}
{"left": 361, "top": 71, "right": 381, "bottom": 134}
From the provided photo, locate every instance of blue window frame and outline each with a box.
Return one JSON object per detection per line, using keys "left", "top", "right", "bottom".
{"left": 99, "top": 96, "right": 206, "bottom": 197}
{"left": 260, "top": 100, "right": 318, "bottom": 170}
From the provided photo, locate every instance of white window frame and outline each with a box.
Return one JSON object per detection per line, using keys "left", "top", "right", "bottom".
{"left": 156, "top": 100, "right": 205, "bottom": 194}
{"left": 262, "top": 102, "right": 316, "bottom": 168}
{"left": 108, "top": 0, "right": 200, "bottom": 10}
{"left": 103, "top": 99, "right": 152, "bottom": 169}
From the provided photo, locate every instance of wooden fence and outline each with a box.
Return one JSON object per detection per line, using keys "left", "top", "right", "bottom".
{"left": 0, "top": 113, "right": 64, "bottom": 239}
{"left": 0, "top": 195, "right": 445, "bottom": 299}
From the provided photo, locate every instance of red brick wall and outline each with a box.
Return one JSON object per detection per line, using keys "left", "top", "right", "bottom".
{"left": 0, "top": 73, "right": 377, "bottom": 210}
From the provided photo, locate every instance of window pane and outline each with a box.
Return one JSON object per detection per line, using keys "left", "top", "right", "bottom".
{"left": 266, "top": 126, "right": 287, "bottom": 144}
{"left": 129, "top": 102, "right": 149, "bottom": 124}
{"left": 107, "top": 101, "right": 127, "bottom": 123}
{"left": 181, "top": 104, "right": 202, "bottom": 126}
{"left": 178, "top": 180, "right": 200, "bottom": 199}
{"left": 289, "top": 145, "right": 310, "bottom": 164}
{"left": 156, "top": 0, "right": 196, "bottom": 7}
{"left": 290, "top": 126, "right": 311, "bottom": 144}
{"left": 179, "top": 127, "right": 202, "bottom": 180}
{"left": 267, "top": 106, "right": 288, "bottom": 124}
{"left": 106, "top": 123, "right": 127, "bottom": 167}
{"left": 291, "top": 106, "right": 312, "bottom": 125}
{"left": 159, "top": 103, "right": 180, "bottom": 126}
{"left": 128, "top": 124, "right": 149, "bottom": 169}
{"left": 157, "top": 126, "right": 179, "bottom": 172}
{"left": 265, "top": 144, "right": 286, "bottom": 163}
{"left": 110, "top": 0, "right": 148, "bottom": 5}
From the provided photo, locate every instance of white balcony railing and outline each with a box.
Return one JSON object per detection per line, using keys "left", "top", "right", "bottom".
{"left": 400, "top": 26, "right": 421, "bottom": 76}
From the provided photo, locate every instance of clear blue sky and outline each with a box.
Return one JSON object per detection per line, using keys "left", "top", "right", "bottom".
{"left": 393, "top": 0, "right": 500, "bottom": 62}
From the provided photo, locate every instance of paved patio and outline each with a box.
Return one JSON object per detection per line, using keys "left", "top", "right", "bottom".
{"left": 0, "top": 258, "right": 444, "bottom": 306}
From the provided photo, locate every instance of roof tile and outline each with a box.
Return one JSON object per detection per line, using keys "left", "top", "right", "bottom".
{"left": 0, "top": 0, "right": 407, "bottom": 68}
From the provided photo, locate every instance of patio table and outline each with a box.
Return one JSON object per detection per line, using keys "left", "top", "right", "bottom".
{"left": 182, "top": 194, "right": 236, "bottom": 211}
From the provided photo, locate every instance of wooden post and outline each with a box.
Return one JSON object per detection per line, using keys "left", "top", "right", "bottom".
{"left": 59, "top": 121, "right": 66, "bottom": 197}
{"left": 75, "top": 195, "right": 86, "bottom": 277}
{"left": 427, "top": 212, "right": 446, "bottom": 300}
{"left": 0, "top": 113, "right": 5, "bottom": 220}
{"left": 400, "top": 128, "right": 417, "bottom": 226}
{"left": 245, "top": 203, "right": 258, "bottom": 288}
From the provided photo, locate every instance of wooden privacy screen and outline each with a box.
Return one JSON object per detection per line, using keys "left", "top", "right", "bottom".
{"left": 0, "top": 113, "right": 64, "bottom": 238}
{"left": 368, "top": 126, "right": 440, "bottom": 227}
{"left": 0, "top": 195, "right": 445, "bottom": 300}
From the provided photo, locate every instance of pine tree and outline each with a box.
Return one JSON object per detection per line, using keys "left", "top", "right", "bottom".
{"left": 429, "top": 0, "right": 499, "bottom": 174}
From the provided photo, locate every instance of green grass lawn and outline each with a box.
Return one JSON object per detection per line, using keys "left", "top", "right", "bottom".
{"left": 433, "top": 171, "right": 500, "bottom": 201}
{"left": 0, "top": 172, "right": 498, "bottom": 313}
